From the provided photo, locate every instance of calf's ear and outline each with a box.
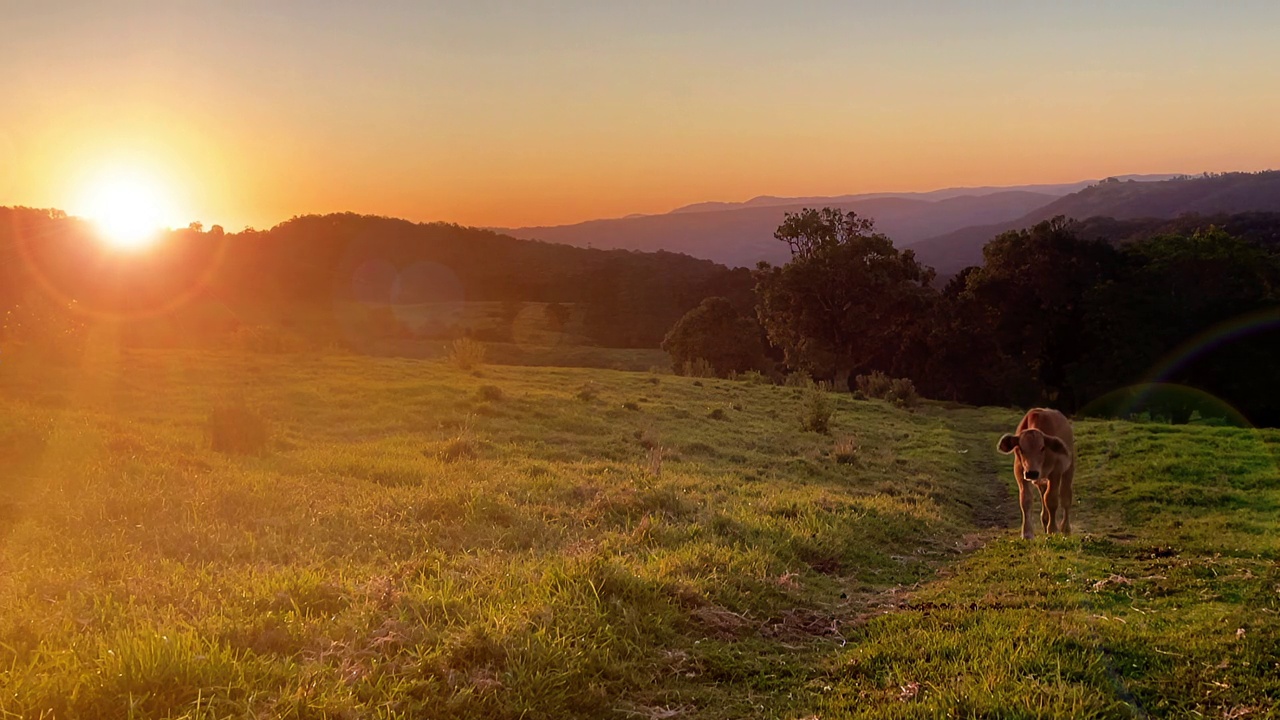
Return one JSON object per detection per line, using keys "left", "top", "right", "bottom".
{"left": 997, "top": 434, "right": 1019, "bottom": 454}
{"left": 1043, "top": 434, "right": 1068, "bottom": 455}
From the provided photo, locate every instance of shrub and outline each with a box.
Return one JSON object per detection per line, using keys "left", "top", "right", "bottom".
{"left": 854, "top": 371, "right": 893, "bottom": 399}
{"left": 801, "top": 388, "right": 834, "bottom": 434}
{"left": 886, "top": 377, "right": 920, "bottom": 408}
{"left": 736, "top": 370, "right": 771, "bottom": 385}
{"left": 855, "top": 372, "right": 920, "bottom": 408}
{"left": 208, "top": 401, "right": 270, "bottom": 455}
{"left": 476, "top": 385, "right": 504, "bottom": 403}
{"left": 681, "top": 358, "right": 716, "bottom": 378}
{"left": 448, "top": 338, "right": 486, "bottom": 371}
{"left": 784, "top": 372, "right": 814, "bottom": 389}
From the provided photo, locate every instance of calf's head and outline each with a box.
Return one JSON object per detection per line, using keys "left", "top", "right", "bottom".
{"left": 997, "top": 429, "right": 1067, "bottom": 481}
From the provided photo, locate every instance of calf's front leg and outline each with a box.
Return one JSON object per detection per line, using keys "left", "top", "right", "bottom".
{"left": 1017, "top": 462, "right": 1034, "bottom": 539}
{"left": 1041, "top": 482, "right": 1060, "bottom": 534}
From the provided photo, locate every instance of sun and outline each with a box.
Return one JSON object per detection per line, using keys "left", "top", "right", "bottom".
{"left": 74, "top": 168, "right": 177, "bottom": 250}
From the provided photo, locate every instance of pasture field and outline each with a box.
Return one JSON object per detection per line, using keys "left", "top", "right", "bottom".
{"left": 0, "top": 349, "right": 1276, "bottom": 718}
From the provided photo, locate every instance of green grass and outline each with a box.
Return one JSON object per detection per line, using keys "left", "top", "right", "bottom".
{"left": 817, "top": 421, "right": 1280, "bottom": 719}
{"left": 1, "top": 350, "right": 1277, "bottom": 718}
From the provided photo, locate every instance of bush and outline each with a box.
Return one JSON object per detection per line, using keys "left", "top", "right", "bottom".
{"left": 855, "top": 371, "right": 920, "bottom": 408}
{"left": 448, "top": 338, "right": 486, "bottom": 371}
{"left": 801, "top": 387, "right": 834, "bottom": 434}
{"left": 681, "top": 358, "right": 716, "bottom": 378}
{"left": 886, "top": 377, "right": 920, "bottom": 408}
{"left": 208, "top": 401, "right": 270, "bottom": 455}
{"left": 784, "top": 372, "right": 814, "bottom": 389}
{"left": 854, "top": 371, "right": 893, "bottom": 399}
{"left": 733, "top": 370, "right": 771, "bottom": 385}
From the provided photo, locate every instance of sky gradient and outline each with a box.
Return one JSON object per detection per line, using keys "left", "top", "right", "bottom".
{"left": 3, "top": 1, "right": 1279, "bottom": 230}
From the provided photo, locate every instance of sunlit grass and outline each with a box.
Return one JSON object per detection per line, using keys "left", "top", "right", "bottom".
{"left": 1, "top": 350, "right": 1276, "bottom": 717}
{"left": 0, "top": 350, "right": 1005, "bottom": 718}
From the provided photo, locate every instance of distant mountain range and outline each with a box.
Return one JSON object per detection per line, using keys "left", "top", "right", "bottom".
{"left": 498, "top": 174, "right": 1184, "bottom": 268}
{"left": 906, "top": 171, "right": 1280, "bottom": 275}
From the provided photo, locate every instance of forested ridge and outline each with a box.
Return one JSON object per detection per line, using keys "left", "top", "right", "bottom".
{"left": 4, "top": 202, "right": 1280, "bottom": 425}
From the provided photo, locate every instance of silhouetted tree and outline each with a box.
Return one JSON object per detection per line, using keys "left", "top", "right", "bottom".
{"left": 958, "top": 217, "right": 1121, "bottom": 409}
{"left": 754, "top": 209, "right": 935, "bottom": 383}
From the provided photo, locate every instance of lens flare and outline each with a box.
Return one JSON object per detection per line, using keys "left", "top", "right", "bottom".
{"left": 1138, "top": 308, "right": 1280, "bottom": 388}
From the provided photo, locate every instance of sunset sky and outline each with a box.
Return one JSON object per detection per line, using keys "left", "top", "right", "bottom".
{"left": 3, "top": 1, "right": 1279, "bottom": 230}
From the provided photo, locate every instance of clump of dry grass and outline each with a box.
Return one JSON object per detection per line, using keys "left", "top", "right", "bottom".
{"left": 448, "top": 337, "right": 487, "bottom": 371}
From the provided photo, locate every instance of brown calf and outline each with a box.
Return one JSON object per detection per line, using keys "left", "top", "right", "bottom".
{"left": 997, "top": 408, "right": 1075, "bottom": 539}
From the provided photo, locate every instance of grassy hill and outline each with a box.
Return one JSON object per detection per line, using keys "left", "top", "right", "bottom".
{"left": 1, "top": 350, "right": 1277, "bottom": 718}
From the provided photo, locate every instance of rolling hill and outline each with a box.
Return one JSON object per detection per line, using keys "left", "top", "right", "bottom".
{"left": 664, "top": 175, "right": 1181, "bottom": 215}
{"left": 504, "top": 191, "right": 1061, "bottom": 268}
{"left": 908, "top": 171, "right": 1280, "bottom": 275}
{"left": 499, "top": 175, "right": 1184, "bottom": 269}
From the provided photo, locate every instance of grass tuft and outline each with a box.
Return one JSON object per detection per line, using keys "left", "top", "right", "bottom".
{"left": 448, "top": 337, "right": 487, "bottom": 371}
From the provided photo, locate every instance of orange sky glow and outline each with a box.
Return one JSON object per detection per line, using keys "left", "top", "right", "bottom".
{"left": 3, "top": 2, "right": 1279, "bottom": 231}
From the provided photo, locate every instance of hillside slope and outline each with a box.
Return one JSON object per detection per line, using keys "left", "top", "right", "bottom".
{"left": 910, "top": 171, "right": 1280, "bottom": 275}
{"left": 2, "top": 351, "right": 1276, "bottom": 717}
{"left": 0, "top": 350, "right": 1010, "bottom": 719}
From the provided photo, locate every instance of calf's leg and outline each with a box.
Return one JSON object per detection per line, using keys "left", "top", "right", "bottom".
{"left": 1060, "top": 466, "right": 1074, "bottom": 535}
{"left": 1042, "top": 482, "right": 1060, "bottom": 534}
{"left": 1016, "top": 461, "right": 1034, "bottom": 540}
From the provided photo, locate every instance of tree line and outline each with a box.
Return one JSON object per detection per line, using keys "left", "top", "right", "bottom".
{"left": 0, "top": 209, "right": 753, "bottom": 349}
{"left": 5, "top": 204, "right": 1279, "bottom": 425}
{"left": 664, "top": 208, "right": 1280, "bottom": 427}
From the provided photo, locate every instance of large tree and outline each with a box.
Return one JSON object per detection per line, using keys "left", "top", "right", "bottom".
{"left": 754, "top": 208, "right": 936, "bottom": 383}
{"left": 958, "top": 217, "right": 1121, "bottom": 410}
{"left": 661, "top": 297, "right": 765, "bottom": 376}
